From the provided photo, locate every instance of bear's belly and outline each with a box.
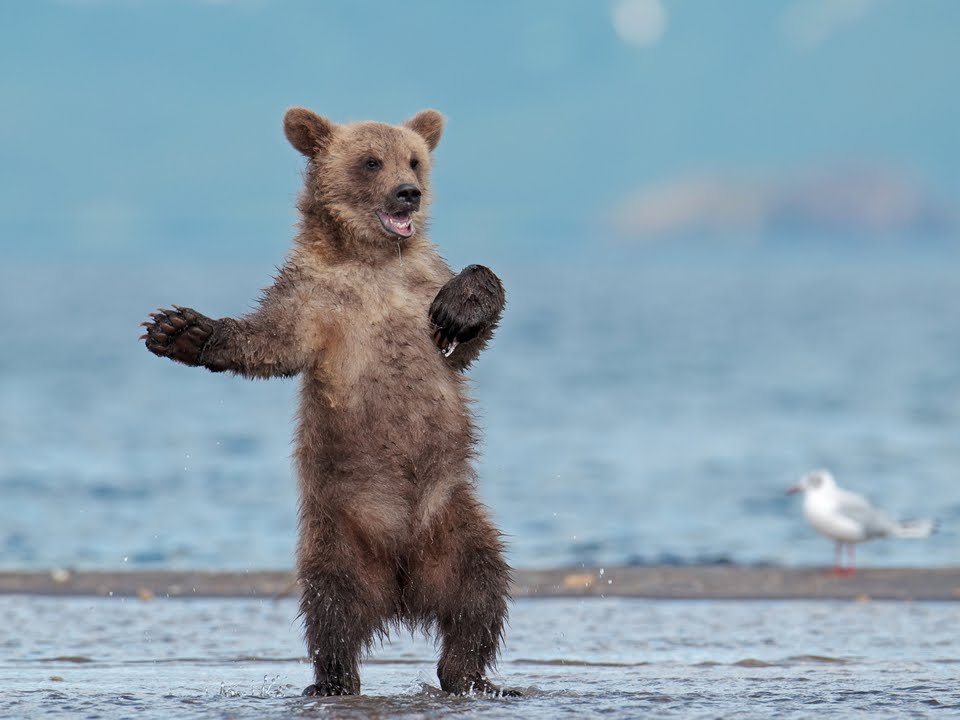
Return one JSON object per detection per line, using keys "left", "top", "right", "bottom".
{"left": 336, "top": 367, "right": 469, "bottom": 468}
{"left": 296, "top": 329, "right": 473, "bottom": 525}
{"left": 293, "top": 306, "right": 476, "bottom": 548}
{"left": 295, "top": 361, "right": 471, "bottom": 548}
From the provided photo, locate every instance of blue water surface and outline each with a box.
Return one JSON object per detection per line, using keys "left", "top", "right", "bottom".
{"left": 1, "top": 245, "right": 958, "bottom": 570}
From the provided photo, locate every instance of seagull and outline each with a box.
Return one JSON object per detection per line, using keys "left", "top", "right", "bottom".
{"left": 787, "top": 470, "right": 935, "bottom": 575}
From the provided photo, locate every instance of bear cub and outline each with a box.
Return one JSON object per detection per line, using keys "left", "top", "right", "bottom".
{"left": 141, "top": 107, "right": 514, "bottom": 696}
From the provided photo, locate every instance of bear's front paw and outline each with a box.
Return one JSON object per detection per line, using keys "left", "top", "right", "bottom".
{"left": 429, "top": 265, "right": 505, "bottom": 357}
{"left": 140, "top": 305, "right": 215, "bottom": 367}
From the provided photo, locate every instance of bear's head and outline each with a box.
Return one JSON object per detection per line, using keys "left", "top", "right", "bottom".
{"left": 284, "top": 107, "right": 444, "bottom": 247}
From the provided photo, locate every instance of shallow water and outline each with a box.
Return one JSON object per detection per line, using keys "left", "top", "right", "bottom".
{"left": 2, "top": 247, "right": 960, "bottom": 570}
{"left": 2, "top": 596, "right": 958, "bottom": 719}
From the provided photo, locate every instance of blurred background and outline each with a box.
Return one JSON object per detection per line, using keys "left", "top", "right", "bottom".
{"left": 1, "top": 0, "right": 958, "bottom": 571}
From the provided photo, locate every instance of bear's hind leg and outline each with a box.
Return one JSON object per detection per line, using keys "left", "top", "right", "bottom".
{"left": 415, "top": 491, "right": 516, "bottom": 696}
{"left": 298, "top": 554, "right": 395, "bottom": 696}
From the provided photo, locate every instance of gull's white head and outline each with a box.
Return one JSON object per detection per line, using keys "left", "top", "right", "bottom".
{"left": 786, "top": 469, "right": 836, "bottom": 495}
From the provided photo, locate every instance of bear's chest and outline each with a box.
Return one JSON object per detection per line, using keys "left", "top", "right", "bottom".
{"left": 305, "top": 271, "right": 446, "bottom": 391}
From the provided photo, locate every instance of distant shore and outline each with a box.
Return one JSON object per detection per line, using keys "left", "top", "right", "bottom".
{"left": 2, "top": 566, "right": 959, "bottom": 601}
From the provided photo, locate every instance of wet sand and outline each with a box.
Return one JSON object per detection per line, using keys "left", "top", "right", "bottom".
{"left": 2, "top": 566, "right": 959, "bottom": 601}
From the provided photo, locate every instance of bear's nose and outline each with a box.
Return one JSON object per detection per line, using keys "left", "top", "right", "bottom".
{"left": 394, "top": 184, "right": 421, "bottom": 208}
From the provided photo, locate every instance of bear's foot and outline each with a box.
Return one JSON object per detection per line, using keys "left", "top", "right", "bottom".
{"left": 302, "top": 682, "right": 357, "bottom": 697}
{"left": 440, "top": 674, "right": 522, "bottom": 697}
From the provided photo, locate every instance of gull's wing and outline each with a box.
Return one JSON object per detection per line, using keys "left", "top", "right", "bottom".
{"left": 834, "top": 489, "right": 899, "bottom": 538}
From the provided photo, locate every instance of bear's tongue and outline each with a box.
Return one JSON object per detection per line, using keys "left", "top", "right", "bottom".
{"left": 377, "top": 211, "right": 414, "bottom": 238}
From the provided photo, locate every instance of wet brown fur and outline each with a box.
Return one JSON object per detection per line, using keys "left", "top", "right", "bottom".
{"left": 141, "top": 108, "right": 511, "bottom": 696}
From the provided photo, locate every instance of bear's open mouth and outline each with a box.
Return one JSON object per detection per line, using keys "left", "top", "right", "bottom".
{"left": 376, "top": 211, "right": 415, "bottom": 239}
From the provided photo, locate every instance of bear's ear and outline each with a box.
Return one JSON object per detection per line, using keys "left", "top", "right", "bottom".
{"left": 284, "top": 107, "right": 335, "bottom": 157}
{"left": 404, "top": 109, "right": 445, "bottom": 152}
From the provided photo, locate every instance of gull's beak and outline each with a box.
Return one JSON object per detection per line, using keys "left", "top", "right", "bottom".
{"left": 785, "top": 484, "right": 803, "bottom": 495}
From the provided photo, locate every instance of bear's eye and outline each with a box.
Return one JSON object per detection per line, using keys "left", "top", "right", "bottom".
{"left": 410, "top": 158, "right": 420, "bottom": 170}
{"left": 365, "top": 157, "right": 382, "bottom": 171}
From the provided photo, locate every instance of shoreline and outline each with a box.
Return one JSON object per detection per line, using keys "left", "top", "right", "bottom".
{"left": 2, "top": 566, "right": 959, "bottom": 601}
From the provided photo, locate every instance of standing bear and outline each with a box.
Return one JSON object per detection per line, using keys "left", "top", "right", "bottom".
{"left": 141, "top": 107, "right": 514, "bottom": 696}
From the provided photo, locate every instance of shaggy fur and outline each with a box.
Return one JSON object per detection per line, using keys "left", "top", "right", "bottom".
{"left": 141, "top": 108, "right": 512, "bottom": 696}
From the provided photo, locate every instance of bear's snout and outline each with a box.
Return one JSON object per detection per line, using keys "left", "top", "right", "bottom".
{"left": 393, "top": 184, "right": 421, "bottom": 211}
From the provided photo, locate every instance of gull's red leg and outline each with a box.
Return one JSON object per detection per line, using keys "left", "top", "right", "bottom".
{"left": 829, "top": 542, "right": 845, "bottom": 575}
